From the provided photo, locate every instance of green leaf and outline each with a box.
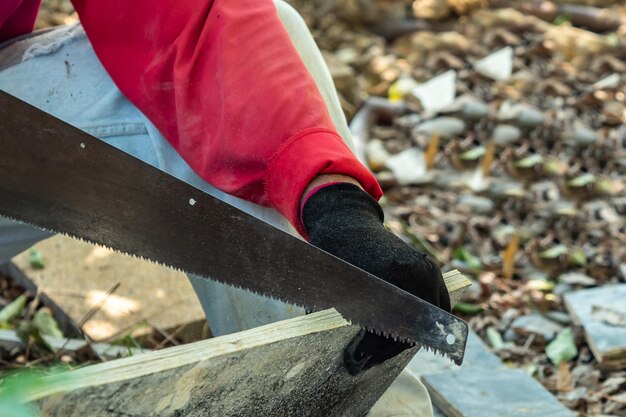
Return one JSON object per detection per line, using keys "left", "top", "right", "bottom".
{"left": 28, "top": 249, "right": 45, "bottom": 270}
{"left": 606, "top": 32, "right": 619, "bottom": 48}
{"left": 453, "top": 247, "right": 481, "bottom": 271}
{"left": 0, "top": 402, "right": 40, "bottom": 417}
{"left": 543, "top": 157, "right": 566, "bottom": 176}
{"left": 0, "top": 295, "right": 27, "bottom": 325}
{"left": 527, "top": 279, "right": 555, "bottom": 291}
{"left": 596, "top": 177, "right": 619, "bottom": 195}
{"left": 546, "top": 328, "right": 578, "bottom": 365}
{"left": 0, "top": 369, "right": 70, "bottom": 417}
{"left": 552, "top": 14, "right": 571, "bottom": 26}
{"left": 486, "top": 327, "right": 504, "bottom": 349}
{"left": 33, "top": 310, "right": 63, "bottom": 339}
{"left": 453, "top": 303, "right": 483, "bottom": 315}
{"left": 515, "top": 154, "right": 543, "bottom": 168}
{"left": 567, "top": 173, "right": 595, "bottom": 188}
{"left": 460, "top": 146, "right": 486, "bottom": 161}
{"left": 568, "top": 248, "right": 587, "bottom": 267}
{"left": 16, "top": 321, "right": 54, "bottom": 354}
{"left": 540, "top": 245, "right": 568, "bottom": 259}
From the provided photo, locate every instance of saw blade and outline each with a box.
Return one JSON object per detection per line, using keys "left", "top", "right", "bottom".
{"left": 0, "top": 91, "right": 468, "bottom": 364}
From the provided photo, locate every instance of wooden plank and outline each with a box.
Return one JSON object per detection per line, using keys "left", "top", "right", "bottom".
{"left": 29, "top": 270, "right": 470, "bottom": 417}
{"left": 422, "top": 369, "right": 577, "bottom": 417}
{"left": 34, "top": 309, "right": 412, "bottom": 417}
{"left": 442, "top": 269, "right": 471, "bottom": 306}
{"left": 564, "top": 284, "right": 626, "bottom": 369}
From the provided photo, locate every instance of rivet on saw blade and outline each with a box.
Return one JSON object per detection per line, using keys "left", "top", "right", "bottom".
{"left": 446, "top": 334, "right": 456, "bottom": 345}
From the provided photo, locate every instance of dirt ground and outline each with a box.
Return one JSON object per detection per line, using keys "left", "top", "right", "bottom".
{"left": 12, "top": 236, "right": 206, "bottom": 341}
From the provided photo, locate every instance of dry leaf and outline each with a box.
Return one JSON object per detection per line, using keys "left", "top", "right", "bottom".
{"left": 502, "top": 233, "right": 519, "bottom": 279}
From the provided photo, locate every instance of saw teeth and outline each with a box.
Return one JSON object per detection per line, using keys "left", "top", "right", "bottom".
{"left": 0, "top": 214, "right": 464, "bottom": 365}
{"left": 2, "top": 214, "right": 320, "bottom": 317}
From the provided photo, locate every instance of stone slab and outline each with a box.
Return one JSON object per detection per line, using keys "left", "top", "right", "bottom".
{"left": 423, "top": 368, "right": 577, "bottom": 417}
{"left": 564, "top": 284, "right": 626, "bottom": 367}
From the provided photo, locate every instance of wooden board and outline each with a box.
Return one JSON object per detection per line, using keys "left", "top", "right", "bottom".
{"left": 29, "top": 270, "right": 470, "bottom": 417}
{"left": 441, "top": 269, "right": 470, "bottom": 307}
{"left": 422, "top": 369, "right": 577, "bottom": 417}
{"left": 564, "top": 284, "right": 626, "bottom": 368}
{"left": 34, "top": 309, "right": 412, "bottom": 417}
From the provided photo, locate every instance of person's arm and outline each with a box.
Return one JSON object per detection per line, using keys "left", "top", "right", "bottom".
{"left": 73, "top": 0, "right": 449, "bottom": 374}
{"left": 70, "top": 0, "right": 381, "bottom": 236}
{"left": 0, "top": 0, "right": 41, "bottom": 42}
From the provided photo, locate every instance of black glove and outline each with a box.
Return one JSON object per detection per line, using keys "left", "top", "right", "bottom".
{"left": 302, "top": 183, "right": 451, "bottom": 375}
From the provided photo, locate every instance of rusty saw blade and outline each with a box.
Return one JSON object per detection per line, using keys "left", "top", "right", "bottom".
{"left": 0, "top": 91, "right": 468, "bottom": 364}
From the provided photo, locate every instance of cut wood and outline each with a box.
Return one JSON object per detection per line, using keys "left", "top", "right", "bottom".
{"left": 28, "top": 270, "right": 470, "bottom": 417}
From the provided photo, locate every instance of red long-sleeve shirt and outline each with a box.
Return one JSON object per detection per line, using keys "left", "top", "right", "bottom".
{"left": 0, "top": 0, "right": 382, "bottom": 236}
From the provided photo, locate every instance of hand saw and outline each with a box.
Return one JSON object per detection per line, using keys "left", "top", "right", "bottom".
{"left": 0, "top": 90, "right": 468, "bottom": 364}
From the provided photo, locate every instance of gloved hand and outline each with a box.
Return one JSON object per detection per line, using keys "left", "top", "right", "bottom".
{"left": 301, "top": 183, "right": 451, "bottom": 375}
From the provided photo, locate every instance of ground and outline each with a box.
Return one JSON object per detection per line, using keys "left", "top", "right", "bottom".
{"left": 1, "top": 0, "right": 625, "bottom": 416}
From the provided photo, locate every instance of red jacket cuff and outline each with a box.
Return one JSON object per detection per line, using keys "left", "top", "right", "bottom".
{"left": 267, "top": 127, "right": 383, "bottom": 238}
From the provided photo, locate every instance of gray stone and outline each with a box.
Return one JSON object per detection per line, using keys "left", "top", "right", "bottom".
{"left": 571, "top": 126, "right": 599, "bottom": 146}
{"left": 497, "top": 102, "right": 544, "bottom": 128}
{"left": 458, "top": 101, "right": 490, "bottom": 122}
{"left": 511, "top": 314, "right": 564, "bottom": 342}
{"left": 564, "top": 285, "right": 626, "bottom": 366}
{"left": 503, "top": 328, "right": 517, "bottom": 342}
{"left": 558, "top": 272, "right": 597, "bottom": 287}
{"left": 423, "top": 368, "right": 577, "bottom": 417}
{"left": 384, "top": 148, "right": 431, "bottom": 185}
{"left": 474, "top": 47, "right": 513, "bottom": 81}
{"left": 410, "top": 70, "right": 457, "bottom": 114}
{"left": 458, "top": 195, "right": 495, "bottom": 215}
{"left": 408, "top": 330, "right": 502, "bottom": 377}
{"left": 413, "top": 117, "right": 467, "bottom": 138}
{"left": 553, "top": 283, "right": 574, "bottom": 296}
{"left": 516, "top": 108, "right": 545, "bottom": 128}
{"left": 593, "top": 73, "right": 620, "bottom": 90}
{"left": 545, "top": 311, "right": 572, "bottom": 326}
{"left": 493, "top": 124, "right": 522, "bottom": 146}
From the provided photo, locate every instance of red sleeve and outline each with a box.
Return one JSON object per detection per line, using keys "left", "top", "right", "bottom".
{"left": 0, "top": 0, "right": 41, "bottom": 42}
{"left": 70, "top": 0, "right": 381, "bottom": 236}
